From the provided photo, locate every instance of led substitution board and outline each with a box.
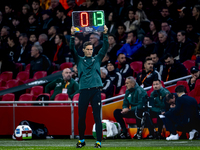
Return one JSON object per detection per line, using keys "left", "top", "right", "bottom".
{"left": 72, "top": 10, "right": 105, "bottom": 32}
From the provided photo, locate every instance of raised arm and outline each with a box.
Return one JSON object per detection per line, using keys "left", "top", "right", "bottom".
{"left": 70, "top": 26, "right": 80, "bottom": 64}
{"left": 97, "top": 25, "right": 109, "bottom": 60}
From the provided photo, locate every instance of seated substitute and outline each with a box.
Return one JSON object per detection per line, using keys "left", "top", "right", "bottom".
{"left": 113, "top": 76, "right": 147, "bottom": 139}
{"left": 100, "top": 67, "right": 114, "bottom": 98}
{"left": 45, "top": 68, "right": 79, "bottom": 100}
{"left": 147, "top": 79, "right": 170, "bottom": 139}
{"left": 136, "top": 57, "right": 161, "bottom": 88}
{"left": 164, "top": 85, "right": 200, "bottom": 140}
{"left": 187, "top": 66, "right": 200, "bottom": 91}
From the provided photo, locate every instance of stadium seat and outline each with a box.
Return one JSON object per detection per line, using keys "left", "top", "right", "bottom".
{"left": 183, "top": 60, "right": 195, "bottom": 74}
{"left": 0, "top": 71, "right": 13, "bottom": 86}
{"left": 130, "top": 61, "right": 143, "bottom": 77}
{"left": 1, "top": 93, "right": 15, "bottom": 106}
{"left": 50, "top": 90, "right": 54, "bottom": 97}
{"left": 117, "top": 85, "right": 126, "bottom": 95}
{"left": 188, "top": 79, "right": 200, "bottom": 104}
{"left": 51, "top": 70, "right": 60, "bottom": 74}
{"left": 49, "top": 93, "right": 69, "bottom": 105}
{"left": 72, "top": 93, "right": 80, "bottom": 101}
{"left": 18, "top": 93, "right": 33, "bottom": 106}
{"left": 30, "top": 86, "right": 44, "bottom": 100}
{"left": 16, "top": 71, "right": 30, "bottom": 82}
{"left": 15, "top": 63, "right": 24, "bottom": 72}
{"left": 101, "top": 93, "right": 106, "bottom": 100}
{"left": 35, "top": 93, "right": 51, "bottom": 106}
{"left": 113, "top": 85, "right": 116, "bottom": 96}
{"left": 25, "top": 64, "right": 30, "bottom": 72}
{"left": 33, "top": 71, "right": 47, "bottom": 80}
{"left": 147, "top": 81, "right": 165, "bottom": 96}
{"left": 60, "top": 62, "right": 73, "bottom": 70}
{"left": 24, "top": 79, "right": 36, "bottom": 93}
{"left": 5, "top": 79, "right": 20, "bottom": 88}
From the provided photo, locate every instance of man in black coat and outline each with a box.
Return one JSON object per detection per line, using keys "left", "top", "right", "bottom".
{"left": 164, "top": 85, "right": 200, "bottom": 140}
{"left": 187, "top": 66, "right": 200, "bottom": 91}
{"left": 162, "top": 53, "right": 188, "bottom": 82}
{"left": 173, "top": 31, "right": 195, "bottom": 63}
{"left": 150, "top": 52, "right": 164, "bottom": 77}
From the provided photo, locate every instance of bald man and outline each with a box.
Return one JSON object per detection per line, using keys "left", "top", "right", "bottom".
{"left": 45, "top": 68, "right": 79, "bottom": 100}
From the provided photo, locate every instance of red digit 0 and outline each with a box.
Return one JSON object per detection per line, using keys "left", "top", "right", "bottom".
{"left": 80, "top": 12, "right": 89, "bottom": 27}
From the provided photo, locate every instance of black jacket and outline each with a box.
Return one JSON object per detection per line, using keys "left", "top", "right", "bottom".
{"left": 102, "top": 75, "right": 114, "bottom": 98}
{"left": 136, "top": 69, "right": 161, "bottom": 88}
{"left": 30, "top": 54, "right": 52, "bottom": 78}
{"left": 162, "top": 60, "right": 188, "bottom": 81}
{"left": 188, "top": 76, "right": 200, "bottom": 91}
{"left": 173, "top": 38, "right": 195, "bottom": 63}
{"left": 118, "top": 63, "right": 133, "bottom": 78}
{"left": 53, "top": 44, "right": 70, "bottom": 65}
{"left": 154, "top": 61, "right": 164, "bottom": 77}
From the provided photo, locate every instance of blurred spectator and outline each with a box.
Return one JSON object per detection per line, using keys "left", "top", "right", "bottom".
{"left": 38, "top": 33, "right": 54, "bottom": 61}
{"left": 41, "top": 10, "right": 54, "bottom": 34}
{"left": 117, "top": 53, "right": 133, "bottom": 78}
{"left": 115, "top": 24, "right": 127, "bottom": 45}
{"left": 53, "top": 34, "right": 70, "bottom": 65}
{"left": 192, "top": 5, "right": 200, "bottom": 33}
{"left": 107, "top": 34, "right": 121, "bottom": 61}
{"left": 136, "top": 57, "right": 161, "bottom": 88}
{"left": 48, "top": 26, "right": 58, "bottom": 47}
{"left": 0, "top": 11, "right": 4, "bottom": 30}
{"left": 153, "top": 30, "right": 176, "bottom": 62}
{"left": 162, "top": 53, "right": 187, "bottom": 81}
{"left": 124, "top": 9, "right": 135, "bottom": 32}
{"left": 74, "top": 34, "right": 84, "bottom": 57}
{"left": 148, "top": 0, "right": 161, "bottom": 20}
{"left": 133, "top": 34, "right": 155, "bottom": 62}
{"left": 89, "top": 33, "right": 102, "bottom": 56}
{"left": 117, "top": 30, "right": 142, "bottom": 60}
{"left": 72, "top": 64, "right": 79, "bottom": 82}
{"left": 11, "top": 16, "right": 23, "bottom": 35}
{"left": 20, "top": 4, "right": 31, "bottom": 27}
{"left": 160, "top": 7, "right": 173, "bottom": 23}
{"left": 79, "top": 0, "right": 98, "bottom": 10}
{"left": 31, "top": 0, "right": 43, "bottom": 26}
{"left": 14, "top": 33, "right": 32, "bottom": 65}
{"left": 166, "top": 0, "right": 178, "bottom": 20}
{"left": 100, "top": 67, "right": 114, "bottom": 98}
{"left": 106, "top": 12, "right": 118, "bottom": 34}
{"left": 29, "top": 34, "right": 37, "bottom": 45}
{"left": 107, "top": 60, "right": 124, "bottom": 94}
{"left": 101, "top": 53, "right": 110, "bottom": 68}
{"left": 134, "top": 0, "right": 143, "bottom": 11}
{"left": 3, "top": 4, "right": 14, "bottom": 27}
{"left": 1, "top": 26, "right": 10, "bottom": 49}
{"left": 56, "top": 6, "right": 72, "bottom": 33}
{"left": 45, "top": 68, "right": 79, "bottom": 100}
{"left": 185, "top": 22, "right": 199, "bottom": 43}
{"left": 66, "top": 0, "right": 80, "bottom": 17}
{"left": 150, "top": 52, "right": 164, "bottom": 76}
{"left": 27, "top": 13, "right": 40, "bottom": 36}
{"left": 174, "top": 31, "right": 195, "bottom": 63}
{"left": 176, "top": 7, "right": 190, "bottom": 31}
{"left": 50, "top": 0, "right": 65, "bottom": 19}
{"left": 147, "top": 19, "right": 160, "bottom": 42}
{"left": 7, "top": 35, "right": 18, "bottom": 62}
{"left": 115, "top": 0, "right": 130, "bottom": 23}
{"left": 30, "top": 44, "right": 52, "bottom": 78}
{"left": 161, "top": 21, "right": 176, "bottom": 41}
{"left": 187, "top": 66, "right": 200, "bottom": 91}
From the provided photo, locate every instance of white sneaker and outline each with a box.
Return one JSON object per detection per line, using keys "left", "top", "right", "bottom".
{"left": 166, "top": 134, "right": 179, "bottom": 140}
{"left": 189, "top": 129, "right": 198, "bottom": 140}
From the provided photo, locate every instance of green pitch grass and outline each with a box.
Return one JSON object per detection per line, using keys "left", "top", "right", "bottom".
{"left": 0, "top": 139, "right": 200, "bottom": 150}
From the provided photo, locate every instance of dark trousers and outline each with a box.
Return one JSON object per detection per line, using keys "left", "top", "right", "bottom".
{"left": 78, "top": 88, "right": 102, "bottom": 142}
{"left": 113, "top": 109, "right": 142, "bottom": 133}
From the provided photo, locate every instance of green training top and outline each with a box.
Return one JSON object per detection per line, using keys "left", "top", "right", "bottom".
{"left": 70, "top": 34, "right": 109, "bottom": 90}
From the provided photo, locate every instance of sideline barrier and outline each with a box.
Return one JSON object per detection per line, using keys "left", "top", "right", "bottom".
{"left": 0, "top": 75, "right": 192, "bottom": 138}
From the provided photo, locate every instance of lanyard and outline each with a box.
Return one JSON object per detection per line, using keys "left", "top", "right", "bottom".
{"left": 141, "top": 71, "right": 152, "bottom": 84}
{"left": 65, "top": 82, "right": 70, "bottom": 88}
{"left": 166, "top": 67, "right": 171, "bottom": 81}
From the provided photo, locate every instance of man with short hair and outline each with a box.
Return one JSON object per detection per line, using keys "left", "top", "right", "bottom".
{"left": 117, "top": 53, "right": 133, "bottom": 78}
{"left": 27, "top": 13, "right": 40, "bottom": 36}
{"left": 160, "top": 7, "right": 173, "bottom": 23}
{"left": 41, "top": 10, "right": 54, "bottom": 34}
{"left": 30, "top": 44, "right": 52, "bottom": 78}
{"left": 113, "top": 76, "right": 147, "bottom": 139}
{"left": 162, "top": 53, "right": 187, "bottom": 81}
{"left": 100, "top": 67, "right": 114, "bottom": 98}
{"left": 115, "top": 24, "right": 127, "bottom": 45}
{"left": 150, "top": 52, "right": 164, "bottom": 76}
{"left": 136, "top": 58, "right": 161, "bottom": 88}
{"left": 45, "top": 68, "right": 79, "bottom": 100}
{"left": 188, "top": 66, "right": 200, "bottom": 91}
{"left": 89, "top": 33, "right": 103, "bottom": 56}
{"left": 32, "top": 0, "right": 43, "bottom": 25}
{"left": 117, "top": 30, "right": 142, "bottom": 60}
{"left": 174, "top": 31, "right": 195, "bottom": 63}
{"left": 153, "top": 30, "right": 176, "bottom": 62}
{"left": 164, "top": 85, "right": 200, "bottom": 140}
{"left": 186, "top": 22, "right": 198, "bottom": 43}
{"left": 161, "top": 21, "right": 176, "bottom": 41}
{"left": 70, "top": 25, "right": 108, "bottom": 148}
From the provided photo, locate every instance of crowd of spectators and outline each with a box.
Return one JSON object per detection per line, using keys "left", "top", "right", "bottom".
{"left": 0, "top": 0, "right": 200, "bottom": 98}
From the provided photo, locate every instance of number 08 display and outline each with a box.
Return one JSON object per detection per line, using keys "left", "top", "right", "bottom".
{"left": 72, "top": 10, "right": 105, "bottom": 32}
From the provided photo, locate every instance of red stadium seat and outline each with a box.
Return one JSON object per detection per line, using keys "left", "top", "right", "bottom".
{"left": 16, "top": 71, "right": 30, "bottom": 82}
{"left": 15, "top": 63, "right": 24, "bottom": 72}
{"left": 117, "top": 85, "right": 126, "bottom": 95}
{"left": 51, "top": 70, "right": 60, "bottom": 74}
{"left": 183, "top": 60, "right": 195, "bottom": 74}
{"left": 72, "top": 93, "right": 80, "bottom": 101}
{"left": 147, "top": 81, "right": 165, "bottom": 96}
{"left": 130, "top": 61, "right": 143, "bottom": 77}
{"left": 30, "top": 86, "right": 44, "bottom": 100}
{"left": 0, "top": 71, "right": 13, "bottom": 86}
{"left": 49, "top": 93, "right": 69, "bottom": 105}
{"left": 37, "top": 93, "right": 51, "bottom": 100}
{"left": 1, "top": 93, "right": 15, "bottom": 106}
{"left": 5, "top": 79, "right": 20, "bottom": 88}
{"left": 33, "top": 71, "right": 47, "bottom": 80}
{"left": 188, "top": 79, "right": 200, "bottom": 104}
{"left": 60, "top": 62, "right": 73, "bottom": 70}
{"left": 24, "top": 79, "right": 36, "bottom": 93}
{"left": 18, "top": 94, "right": 33, "bottom": 106}
{"left": 101, "top": 93, "right": 106, "bottom": 100}
{"left": 25, "top": 64, "right": 30, "bottom": 72}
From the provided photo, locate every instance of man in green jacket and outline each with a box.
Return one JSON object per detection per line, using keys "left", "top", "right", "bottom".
{"left": 70, "top": 25, "right": 108, "bottom": 148}
{"left": 148, "top": 79, "right": 170, "bottom": 139}
{"left": 45, "top": 68, "right": 79, "bottom": 100}
{"left": 113, "top": 76, "right": 147, "bottom": 139}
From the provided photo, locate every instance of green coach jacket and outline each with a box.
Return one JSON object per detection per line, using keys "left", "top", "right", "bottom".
{"left": 45, "top": 78, "right": 79, "bottom": 100}
{"left": 150, "top": 87, "right": 170, "bottom": 113}
{"left": 122, "top": 83, "right": 147, "bottom": 110}
{"left": 70, "top": 34, "right": 109, "bottom": 90}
